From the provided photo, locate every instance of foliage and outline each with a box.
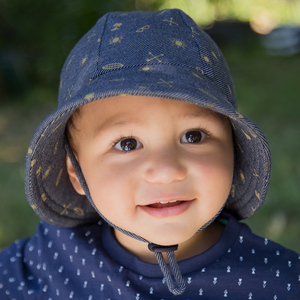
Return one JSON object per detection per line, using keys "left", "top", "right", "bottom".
{"left": 1, "top": 0, "right": 163, "bottom": 88}
{"left": 222, "top": 45, "right": 300, "bottom": 253}
{"left": 160, "top": 0, "right": 300, "bottom": 25}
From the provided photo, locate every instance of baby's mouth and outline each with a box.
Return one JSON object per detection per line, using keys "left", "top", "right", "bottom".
{"left": 147, "top": 200, "right": 185, "bottom": 209}
{"left": 141, "top": 199, "right": 194, "bottom": 218}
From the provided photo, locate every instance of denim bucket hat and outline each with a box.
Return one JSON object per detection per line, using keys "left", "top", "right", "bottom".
{"left": 26, "top": 10, "right": 271, "bottom": 238}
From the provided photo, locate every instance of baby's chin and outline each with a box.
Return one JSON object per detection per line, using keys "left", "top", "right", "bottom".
{"left": 141, "top": 221, "right": 224, "bottom": 257}
{"left": 141, "top": 227, "right": 200, "bottom": 248}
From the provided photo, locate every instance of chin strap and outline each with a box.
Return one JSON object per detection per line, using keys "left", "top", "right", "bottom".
{"left": 148, "top": 244, "right": 186, "bottom": 295}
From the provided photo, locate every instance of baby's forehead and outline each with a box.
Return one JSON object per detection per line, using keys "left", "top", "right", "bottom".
{"left": 78, "top": 95, "right": 224, "bottom": 120}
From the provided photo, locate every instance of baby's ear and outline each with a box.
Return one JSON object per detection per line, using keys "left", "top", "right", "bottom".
{"left": 66, "top": 154, "right": 85, "bottom": 195}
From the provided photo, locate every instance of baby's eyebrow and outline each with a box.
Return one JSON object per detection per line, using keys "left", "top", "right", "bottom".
{"left": 178, "top": 112, "right": 215, "bottom": 121}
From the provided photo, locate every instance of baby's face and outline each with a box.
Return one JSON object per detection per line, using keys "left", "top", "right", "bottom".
{"left": 67, "top": 95, "right": 234, "bottom": 246}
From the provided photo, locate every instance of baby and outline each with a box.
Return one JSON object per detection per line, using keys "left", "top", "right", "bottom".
{"left": 0, "top": 9, "right": 299, "bottom": 299}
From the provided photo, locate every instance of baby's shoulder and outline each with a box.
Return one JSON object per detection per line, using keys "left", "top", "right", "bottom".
{"left": 229, "top": 222, "right": 300, "bottom": 278}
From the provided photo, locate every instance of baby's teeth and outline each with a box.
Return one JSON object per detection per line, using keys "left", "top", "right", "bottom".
{"left": 159, "top": 200, "right": 177, "bottom": 204}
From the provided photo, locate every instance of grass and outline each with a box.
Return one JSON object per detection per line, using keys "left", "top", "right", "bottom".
{"left": 0, "top": 42, "right": 300, "bottom": 253}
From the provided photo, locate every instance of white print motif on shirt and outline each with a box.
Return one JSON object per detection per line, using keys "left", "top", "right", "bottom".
{"left": 0, "top": 216, "right": 299, "bottom": 299}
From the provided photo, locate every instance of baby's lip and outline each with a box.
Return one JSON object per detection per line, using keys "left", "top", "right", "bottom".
{"left": 147, "top": 200, "right": 184, "bottom": 209}
{"left": 139, "top": 198, "right": 195, "bottom": 218}
{"left": 141, "top": 197, "right": 195, "bottom": 207}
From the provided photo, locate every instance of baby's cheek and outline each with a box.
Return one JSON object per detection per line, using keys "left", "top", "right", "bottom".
{"left": 192, "top": 157, "right": 232, "bottom": 192}
{"left": 191, "top": 156, "right": 218, "bottom": 176}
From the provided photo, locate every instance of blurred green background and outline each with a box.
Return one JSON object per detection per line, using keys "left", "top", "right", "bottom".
{"left": 1, "top": 0, "right": 300, "bottom": 252}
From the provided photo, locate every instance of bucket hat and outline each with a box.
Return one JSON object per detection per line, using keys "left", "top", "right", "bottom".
{"left": 25, "top": 8, "right": 271, "bottom": 294}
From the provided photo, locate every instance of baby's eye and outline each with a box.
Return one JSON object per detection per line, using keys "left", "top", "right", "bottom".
{"left": 180, "top": 130, "right": 206, "bottom": 144}
{"left": 114, "top": 137, "right": 143, "bottom": 151}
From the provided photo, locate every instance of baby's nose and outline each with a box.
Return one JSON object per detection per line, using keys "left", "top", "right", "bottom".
{"left": 143, "top": 149, "right": 187, "bottom": 184}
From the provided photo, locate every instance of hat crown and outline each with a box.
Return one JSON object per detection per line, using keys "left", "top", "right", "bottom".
{"left": 58, "top": 9, "right": 236, "bottom": 110}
